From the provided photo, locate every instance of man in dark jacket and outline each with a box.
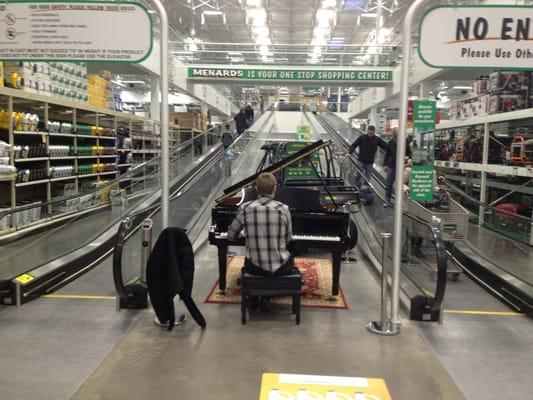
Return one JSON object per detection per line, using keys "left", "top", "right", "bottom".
{"left": 244, "top": 104, "right": 254, "bottom": 126}
{"left": 345, "top": 125, "right": 387, "bottom": 185}
{"left": 234, "top": 108, "right": 248, "bottom": 135}
{"left": 383, "top": 127, "right": 412, "bottom": 206}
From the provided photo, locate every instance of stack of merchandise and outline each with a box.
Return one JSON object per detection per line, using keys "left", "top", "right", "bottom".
{"left": 48, "top": 145, "right": 71, "bottom": 157}
{"left": 49, "top": 165, "right": 74, "bottom": 178}
{"left": 87, "top": 70, "right": 114, "bottom": 109}
{"left": 14, "top": 201, "right": 42, "bottom": 228}
{"left": 488, "top": 71, "right": 530, "bottom": 114}
{"left": 13, "top": 144, "right": 48, "bottom": 159}
{"left": 4, "top": 62, "right": 88, "bottom": 102}
{"left": 0, "top": 140, "right": 16, "bottom": 179}
{"left": 0, "top": 109, "right": 39, "bottom": 131}
{"left": 48, "top": 121, "right": 73, "bottom": 134}
{"left": 52, "top": 182, "right": 79, "bottom": 214}
{"left": 449, "top": 72, "right": 531, "bottom": 120}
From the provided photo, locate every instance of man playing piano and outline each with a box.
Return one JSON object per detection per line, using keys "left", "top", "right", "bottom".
{"left": 227, "top": 172, "right": 296, "bottom": 279}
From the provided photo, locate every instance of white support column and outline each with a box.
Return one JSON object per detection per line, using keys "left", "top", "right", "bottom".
{"left": 419, "top": 81, "right": 430, "bottom": 99}
{"left": 374, "top": 0, "right": 383, "bottom": 67}
{"left": 150, "top": 76, "right": 160, "bottom": 121}
{"left": 337, "top": 86, "right": 342, "bottom": 112}
{"left": 479, "top": 122, "right": 489, "bottom": 225}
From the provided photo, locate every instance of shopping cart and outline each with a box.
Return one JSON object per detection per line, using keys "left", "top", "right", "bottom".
{"left": 406, "top": 196, "right": 469, "bottom": 242}
{"left": 404, "top": 195, "right": 469, "bottom": 281}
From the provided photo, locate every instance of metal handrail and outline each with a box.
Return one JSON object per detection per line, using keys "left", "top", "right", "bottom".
{"left": 438, "top": 176, "right": 533, "bottom": 224}
{"left": 318, "top": 113, "right": 448, "bottom": 314}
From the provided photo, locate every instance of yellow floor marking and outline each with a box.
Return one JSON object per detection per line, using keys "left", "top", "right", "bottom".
{"left": 444, "top": 309, "right": 526, "bottom": 317}
{"left": 42, "top": 294, "right": 116, "bottom": 300}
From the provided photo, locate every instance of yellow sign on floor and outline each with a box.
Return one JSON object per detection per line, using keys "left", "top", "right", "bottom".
{"left": 14, "top": 273, "right": 34, "bottom": 284}
{"left": 260, "top": 373, "right": 392, "bottom": 400}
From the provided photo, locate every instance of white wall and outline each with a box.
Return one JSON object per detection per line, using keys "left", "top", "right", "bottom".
{"left": 347, "top": 53, "right": 441, "bottom": 118}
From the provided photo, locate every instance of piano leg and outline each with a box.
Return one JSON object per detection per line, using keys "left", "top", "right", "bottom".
{"left": 217, "top": 245, "right": 228, "bottom": 292}
{"left": 332, "top": 251, "right": 342, "bottom": 296}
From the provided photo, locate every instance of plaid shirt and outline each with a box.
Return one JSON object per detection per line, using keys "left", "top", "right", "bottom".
{"left": 227, "top": 195, "right": 292, "bottom": 272}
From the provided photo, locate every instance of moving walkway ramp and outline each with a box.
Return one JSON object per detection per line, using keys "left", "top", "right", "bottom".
{"left": 0, "top": 113, "right": 273, "bottom": 306}
{"left": 317, "top": 112, "right": 533, "bottom": 317}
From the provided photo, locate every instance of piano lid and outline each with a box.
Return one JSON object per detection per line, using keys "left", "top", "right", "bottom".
{"left": 216, "top": 139, "right": 332, "bottom": 203}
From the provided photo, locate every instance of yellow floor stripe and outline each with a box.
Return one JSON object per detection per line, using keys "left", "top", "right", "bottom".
{"left": 42, "top": 294, "right": 116, "bottom": 300}
{"left": 444, "top": 309, "right": 526, "bottom": 317}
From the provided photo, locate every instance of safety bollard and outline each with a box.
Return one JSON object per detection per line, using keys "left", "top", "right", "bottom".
{"left": 367, "top": 233, "right": 400, "bottom": 336}
{"left": 140, "top": 218, "right": 153, "bottom": 283}
{"left": 15, "top": 281, "right": 21, "bottom": 307}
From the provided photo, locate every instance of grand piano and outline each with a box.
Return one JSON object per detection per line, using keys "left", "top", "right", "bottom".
{"left": 209, "top": 140, "right": 357, "bottom": 296}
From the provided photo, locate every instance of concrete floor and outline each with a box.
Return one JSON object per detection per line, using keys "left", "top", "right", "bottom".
{"left": 71, "top": 244, "right": 466, "bottom": 400}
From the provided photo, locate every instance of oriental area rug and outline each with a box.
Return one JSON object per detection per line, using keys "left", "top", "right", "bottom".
{"left": 205, "top": 256, "right": 348, "bottom": 309}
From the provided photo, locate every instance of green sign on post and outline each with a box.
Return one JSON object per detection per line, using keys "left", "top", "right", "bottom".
{"left": 297, "top": 124, "right": 311, "bottom": 141}
{"left": 410, "top": 100, "right": 437, "bottom": 201}
{"left": 410, "top": 165, "right": 435, "bottom": 201}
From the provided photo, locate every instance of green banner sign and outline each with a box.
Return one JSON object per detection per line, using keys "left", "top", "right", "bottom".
{"left": 409, "top": 165, "right": 435, "bottom": 201}
{"left": 188, "top": 67, "right": 393, "bottom": 82}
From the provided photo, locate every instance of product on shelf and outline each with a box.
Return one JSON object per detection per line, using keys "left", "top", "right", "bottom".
{"left": 0, "top": 164, "right": 16, "bottom": 178}
{"left": 60, "top": 122, "right": 72, "bottom": 134}
{"left": 4, "top": 62, "right": 88, "bottom": 102}
{"left": 48, "top": 145, "right": 70, "bottom": 157}
{"left": 49, "top": 165, "right": 74, "bottom": 178}
{"left": 510, "top": 135, "right": 533, "bottom": 165}
{"left": 15, "top": 167, "right": 48, "bottom": 182}
{"left": 48, "top": 120, "right": 61, "bottom": 133}
{"left": 0, "top": 109, "right": 39, "bottom": 131}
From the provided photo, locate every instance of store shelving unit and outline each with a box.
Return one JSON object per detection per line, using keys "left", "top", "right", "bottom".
{"left": 435, "top": 108, "right": 533, "bottom": 231}
{"left": 0, "top": 86, "right": 154, "bottom": 235}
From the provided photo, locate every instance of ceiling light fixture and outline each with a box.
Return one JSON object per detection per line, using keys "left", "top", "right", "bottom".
{"left": 322, "top": 0, "right": 337, "bottom": 7}
{"left": 452, "top": 86, "right": 473, "bottom": 90}
{"left": 361, "top": 13, "right": 377, "bottom": 17}
{"left": 246, "top": 0, "right": 262, "bottom": 6}
{"left": 203, "top": 10, "right": 223, "bottom": 16}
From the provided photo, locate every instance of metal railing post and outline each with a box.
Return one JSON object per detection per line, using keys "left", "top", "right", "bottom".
{"left": 367, "top": 233, "right": 400, "bottom": 336}
{"left": 140, "top": 219, "right": 153, "bottom": 283}
{"left": 15, "top": 281, "right": 21, "bottom": 307}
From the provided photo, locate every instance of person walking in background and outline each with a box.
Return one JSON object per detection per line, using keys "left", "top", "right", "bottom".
{"left": 234, "top": 108, "right": 247, "bottom": 135}
{"left": 221, "top": 123, "right": 234, "bottom": 149}
{"left": 383, "top": 127, "right": 412, "bottom": 207}
{"left": 259, "top": 96, "right": 265, "bottom": 114}
{"left": 244, "top": 104, "right": 254, "bottom": 126}
{"left": 345, "top": 125, "right": 387, "bottom": 186}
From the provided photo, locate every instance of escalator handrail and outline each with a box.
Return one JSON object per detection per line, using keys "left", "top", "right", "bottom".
{"left": 318, "top": 113, "right": 447, "bottom": 313}
{"left": 112, "top": 123, "right": 255, "bottom": 302}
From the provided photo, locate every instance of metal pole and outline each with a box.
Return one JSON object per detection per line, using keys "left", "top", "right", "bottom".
{"left": 151, "top": 0, "right": 170, "bottom": 230}
{"left": 380, "top": 233, "right": 391, "bottom": 324}
{"left": 140, "top": 218, "right": 153, "bottom": 283}
{"left": 367, "top": 233, "right": 398, "bottom": 335}
{"left": 15, "top": 281, "right": 21, "bottom": 307}
{"left": 479, "top": 122, "right": 489, "bottom": 225}
{"left": 392, "top": 0, "right": 429, "bottom": 328}
{"left": 374, "top": 0, "right": 382, "bottom": 67}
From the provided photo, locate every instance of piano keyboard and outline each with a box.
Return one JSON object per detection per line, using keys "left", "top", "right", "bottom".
{"left": 293, "top": 234, "right": 341, "bottom": 242}
{"left": 214, "top": 232, "right": 340, "bottom": 242}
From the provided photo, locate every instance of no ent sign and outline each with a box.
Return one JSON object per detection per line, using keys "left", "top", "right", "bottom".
{"left": 419, "top": 5, "right": 533, "bottom": 69}
{"left": 0, "top": 2, "right": 152, "bottom": 62}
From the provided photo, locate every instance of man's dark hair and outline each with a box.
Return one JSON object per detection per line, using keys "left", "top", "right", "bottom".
{"left": 367, "top": 125, "right": 375, "bottom": 132}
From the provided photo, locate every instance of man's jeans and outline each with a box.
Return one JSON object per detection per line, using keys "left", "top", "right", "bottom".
{"left": 385, "top": 167, "right": 396, "bottom": 203}
{"left": 356, "top": 161, "right": 373, "bottom": 186}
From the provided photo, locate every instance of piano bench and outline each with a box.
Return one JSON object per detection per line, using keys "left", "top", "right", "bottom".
{"left": 241, "top": 267, "right": 303, "bottom": 325}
